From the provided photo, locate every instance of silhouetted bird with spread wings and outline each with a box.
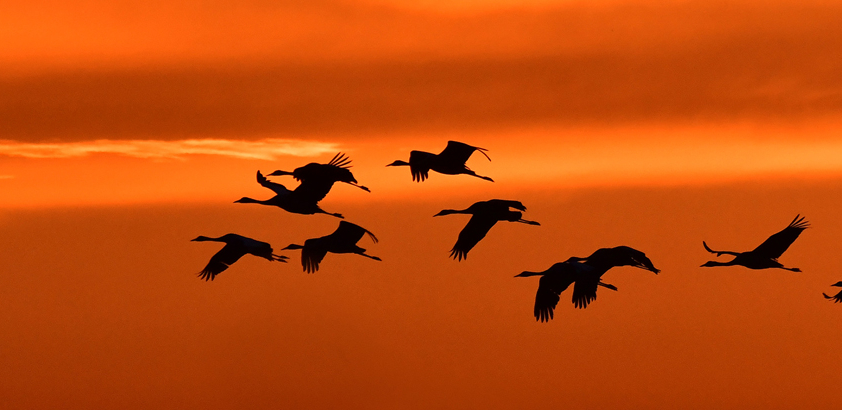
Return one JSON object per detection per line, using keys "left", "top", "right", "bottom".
{"left": 192, "top": 234, "right": 287, "bottom": 281}
{"left": 268, "top": 153, "right": 370, "bottom": 202}
{"left": 234, "top": 171, "right": 343, "bottom": 218}
{"left": 701, "top": 215, "right": 809, "bottom": 272}
{"left": 282, "top": 221, "right": 381, "bottom": 273}
{"left": 434, "top": 199, "right": 539, "bottom": 261}
{"left": 386, "top": 140, "right": 493, "bottom": 182}
{"left": 516, "top": 246, "right": 660, "bottom": 322}
{"left": 823, "top": 281, "right": 842, "bottom": 303}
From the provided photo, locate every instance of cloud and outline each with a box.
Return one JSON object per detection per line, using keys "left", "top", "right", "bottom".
{"left": 0, "top": 138, "right": 339, "bottom": 160}
{"left": 3, "top": 1, "right": 842, "bottom": 141}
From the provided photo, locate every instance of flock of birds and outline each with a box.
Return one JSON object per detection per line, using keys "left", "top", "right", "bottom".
{"left": 192, "top": 141, "right": 842, "bottom": 322}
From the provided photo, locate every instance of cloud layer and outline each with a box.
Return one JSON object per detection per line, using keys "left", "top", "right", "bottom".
{"left": 2, "top": 0, "right": 841, "bottom": 141}
{"left": 0, "top": 138, "right": 338, "bottom": 160}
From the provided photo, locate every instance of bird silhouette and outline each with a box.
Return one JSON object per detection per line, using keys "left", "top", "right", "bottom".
{"left": 516, "top": 246, "right": 660, "bottom": 322}
{"left": 386, "top": 140, "right": 493, "bottom": 182}
{"left": 701, "top": 215, "right": 809, "bottom": 271}
{"left": 822, "top": 281, "right": 842, "bottom": 303}
{"left": 434, "top": 199, "right": 540, "bottom": 261}
{"left": 282, "top": 221, "right": 382, "bottom": 273}
{"left": 234, "top": 171, "right": 343, "bottom": 218}
{"left": 268, "top": 152, "right": 371, "bottom": 202}
{"left": 191, "top": 233, "right": 287, "bottom": 281}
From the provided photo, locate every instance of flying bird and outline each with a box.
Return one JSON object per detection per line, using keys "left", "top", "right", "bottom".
{"left": 516, "top": 246, "right": 660, "bottom": 322}
{"left": 282, "top": 221, "right": 382, "bottom": 273}
{"left": 823, "top": 281, "right": 842, "bottom": 303}
{"left": 235, "top": 171, "right": 344, "bottom": 218}
{"left": 191, "top": 233, "right": 287, "bottom": 281}
{"left": 268, "top": 152, "right": 370, "bottom": 202}
{"left": 386, "top": 140, "right": 493, "bottom": 182}
{"left": 434, "top": 199, "right": 540, "bottom": 261}
{"left": 701, "top": 215, "right": 809, "bottom": 271}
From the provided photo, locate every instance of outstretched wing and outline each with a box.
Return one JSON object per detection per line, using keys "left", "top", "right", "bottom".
{"left": 256, "top": 171, "right": 291, "bottom": 195}
{"left": 293, "top": 178, "right": 336, "bottom": 203}
{"left": 198, "top": 244, "right": 246, "bottom": 281}
{"left": 532, "top": 263, "right": 576, "bottom": 322}
{"left": 301, "top": 239, "right": 329, "bottom": 274}
{"left": 333, "top": 221, "right": 378, "bottom": 245}
{"left": 486, "top": 199, "right": 527, "bottom": 212}
{"left": 408, "top": 151, "right": 434, "bottom": 182}
{"left": 751, "top": 215, "right": 809, "bottom": 259}
{"left": 240, "top": 237, "right": 283, "bottom": 262}
{"left": 571, "top": 272, "right": 600, "bottom": 309}
{"left": 327, "top": 152, "right": 353, "bottom": 169}
{"left": 438, "top": 141, "right": 490, "bottom": 165}
{"left": 587, "top": 246, "right": 661, "bottom": 273}
{"left": 292, "top": 153, "right": 360, "bottom": 201}
{"left": 323, "top": 153, "right": 359, "bottom": 185}
{"left": 450, "top": 215, "right": 497, "bottom": 261}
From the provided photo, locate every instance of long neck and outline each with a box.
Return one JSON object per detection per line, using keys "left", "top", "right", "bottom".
{"left": 235, "top": 197, "right": 267, "bottom": 205}
{"left": 704, "top": 260, "right": 737, "bottom": 267}
{"left": 515, "top": 270, "right": 542, "bottom": 277}
{"left": 193, "top": 235, "right": 225, "bottom": 243}
{"left": 436, "top": 208, "right": 470, "bottom": 216}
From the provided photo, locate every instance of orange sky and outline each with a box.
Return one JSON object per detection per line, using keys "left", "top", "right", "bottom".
{"left": 2, "top": 0, "right": 842, "bottom": 141}
{"left": 2, "top": 184, "right": 842, "bottom": 409}
{"left": 2, "top": 0, "right": 842, "bottom": 408}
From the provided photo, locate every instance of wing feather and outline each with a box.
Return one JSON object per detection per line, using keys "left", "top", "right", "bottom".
{"left": 256, "top": 171, "right": 291, "bottom": 195}
{"left": 486, "top": 199, "right": 527, "bottom": 212}
{"left": 533, "top": 264, "right": 576, "bottom": 322}
{"left": 291, "top": 155, "right": 361, "bottom": 201}
{"left": 301, "top": 239, "right": 328, "bottom": 274}
{"left": 333, "top": 221, "right": 377, "bottom": 245}
{"left": 327, "top": 152, "right": 353, "bottom": 169}
{"left": 292, "top": 178, "right": 335, "bottom": 202}
{"left": 438, "top": 141, "right": 488, "bottom": 165}
{"left": 198, "top": 244, "right": 246, "bottom": 281}
{"left": 824, "top": 290, "right": 842, "bottom": 303}
{"left": 822, "top": 292, "right": 842, "bottom": 303}
{"left": 571, "top": 273, "right": 599, "bottom": 309}
{"left": 409, "top": 151, "right": 433, "bottom": 182}
{"left": 449, "top": 215, "right": 497, "bottom": 261}
{"left": 752, "top": 215, "right": 809, "bottom": 259}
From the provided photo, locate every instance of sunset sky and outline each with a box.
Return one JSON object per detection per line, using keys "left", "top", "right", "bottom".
{"left": 2, "top": 0, "right": 842, "bottom": 408}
